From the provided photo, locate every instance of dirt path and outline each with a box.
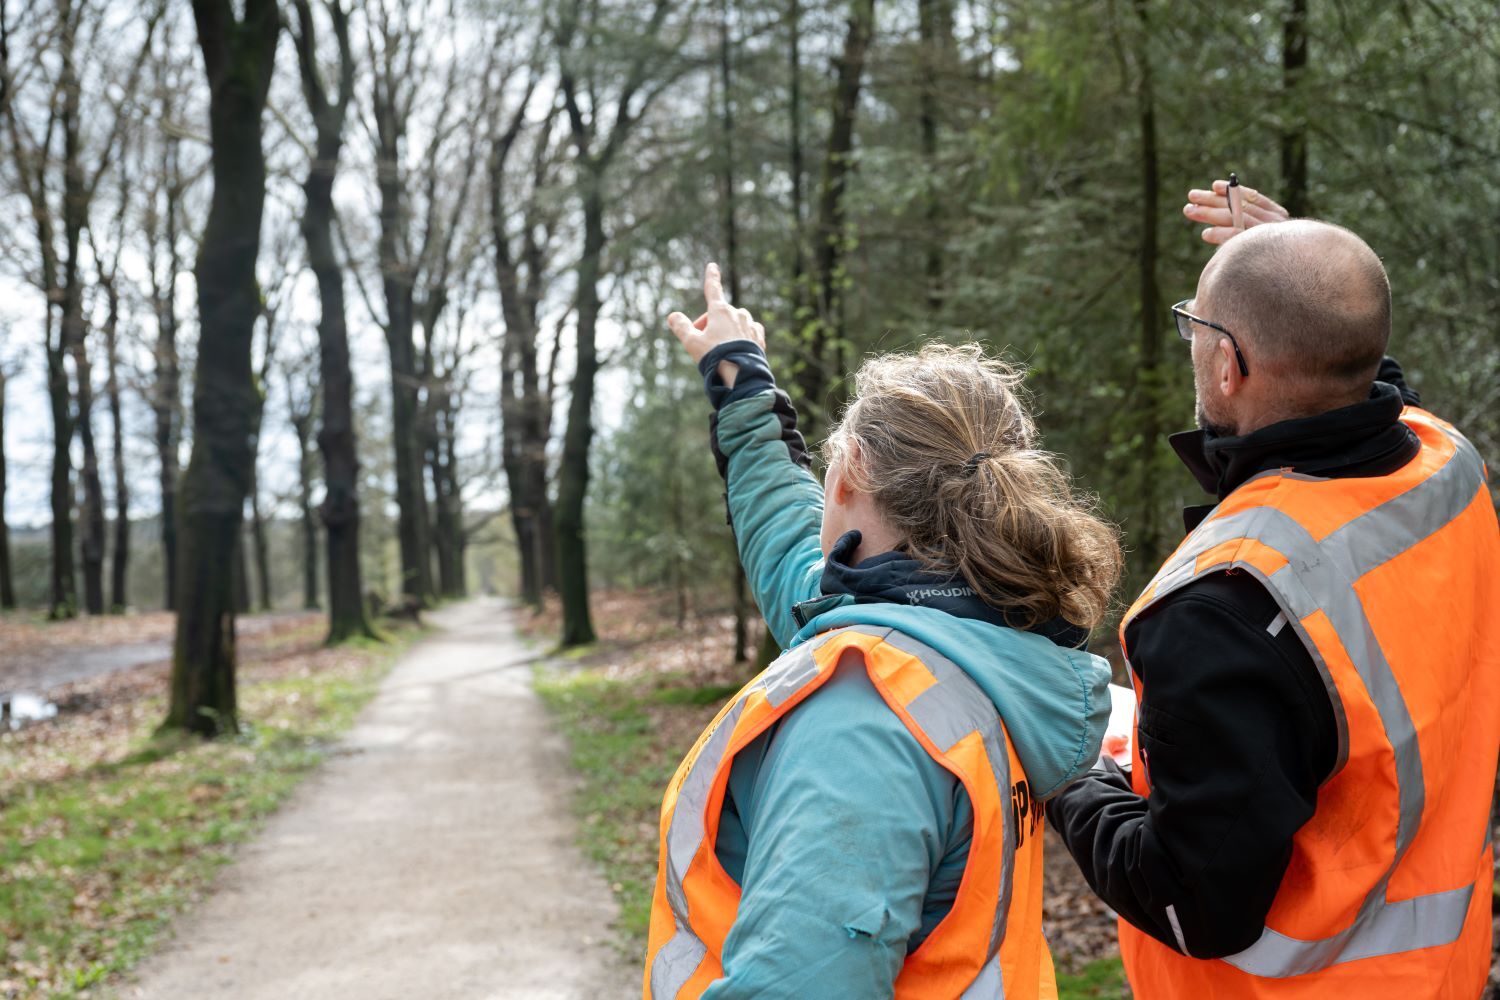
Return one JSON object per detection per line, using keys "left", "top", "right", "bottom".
{"left": 126, "top": 599, "right": 633, "bottom": 1000}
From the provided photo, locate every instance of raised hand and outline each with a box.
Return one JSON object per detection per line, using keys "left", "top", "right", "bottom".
{"left": 1183, "top": 179, "right": 1290, "bottom": 245}
{"left": 666, "top": 263, "right": 766, "bottom": 367}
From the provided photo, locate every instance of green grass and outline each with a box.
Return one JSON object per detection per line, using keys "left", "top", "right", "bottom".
{"left": 536, "top": 666, "right": 1129, "bottom": 998}
{"left": 1057, "top": 956, "right": 1129, "bottom": 998}
{"left": 0, "top": 628, "right": 416, "bottom": 999}
{"left": 535, "top": 668, "right": 738, "bottom": 955}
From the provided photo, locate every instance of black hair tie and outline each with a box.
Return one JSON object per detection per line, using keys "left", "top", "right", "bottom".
{"left": 961, "top": 452, "right": 991, "bottom": 475}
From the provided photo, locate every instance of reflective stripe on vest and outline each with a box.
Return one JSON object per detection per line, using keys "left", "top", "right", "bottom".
{"left": 1123, "top": 415, "right": 1491, "bottom": 979}
{"left": 647, "top": 625, "right": 1021, "bottom": 999}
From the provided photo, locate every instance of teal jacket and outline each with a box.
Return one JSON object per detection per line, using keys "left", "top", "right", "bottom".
{"left": 693, "top": 341, "right": 1110, "bottom": 999}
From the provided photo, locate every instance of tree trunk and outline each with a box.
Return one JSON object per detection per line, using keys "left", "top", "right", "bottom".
{"left": 234, "top": 529, "right": 251, "bottom": 614}
{"left": 0, "top": 367, "right": 14, "bottom": 610}
{"left": 788, "top": 0, "right": 805, "bottom": 287}
{"left": 790, "top": 0, "right": 875, "bottom": 436}
{"left": 1131, "top": 0, "right": 1164, "bottom": 572}
{"left": 491, "top": 115, "right": 556, "bottom": 611}
{"left": 249, "top": 470, "right": 272, "bottom": 610}
{"left": 75, "top": 337, "right": 106, "bottom": 616}
{"left": 152, "top": 137, "right": 184, "bottom": 613}
{"left": 717, "top": 2, "right": 749, "bottom": 663}
{"left": 755, "top": 625, "right": 779, "bottom": 670}
{"left": 555, "top": 180, "right": 605, "bottom": 647}
{"left": 441, "top": 403, "right": 465, "bottom": 597}
{"left": 1281, "top": 0, "right": 1310, "bottom": 217}
{"left": 916, "top": 0, "right": 951, "bottom": 314}
{"left": 105, "top": 285, "right": 129, "bottom": 612}
{"left": 292, "top": 408, "right": 319, "bottom": 611}
{"left": 46, "top": 320, "right": 76, "bottom": 619}
{"left": 292, "top": 0, "right": 373, "bottom": 642}
{"left": 427, "top": 392, "right": 460, "bottom": 599}
{"left": 164, "top": 0, "right": 280, "bottom": 737}
{"left": 372, "top": 73, "right": 434, "bottom": 606}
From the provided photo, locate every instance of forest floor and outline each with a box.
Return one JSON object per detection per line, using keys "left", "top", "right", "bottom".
{"left": 0, "top": 612, "right": 414, "bottom": 998}
{"left": 0, "top": 609, "right": 310, "bottom": 696}
{"left": 123, "top": 598, "right": 632, "bottom": 1000}
{"left": 525, "top": 591, "right": 1129, "bottom": 998}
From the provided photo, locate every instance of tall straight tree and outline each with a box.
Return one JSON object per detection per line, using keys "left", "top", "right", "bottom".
{"left": 716, "top": 0, "right": 750, "bottom": 664}
{"left": 1127, "top": 0, "right": 1166, "bottom": 569}
{"left": 93, "top": 191, "right": 132, "bottom": 612}
{"left": 790, "top": 0, "right": 875, "bottom": 435}
{"left": 245, "top": 239, "right": 296, "bottom": 612}
{"left": 489, "top": 78, "right": 560, "bottom": 611}
{"left": 1, "top": 0, "right": 157, "bottom": 618}
{"left": 365, "top": 0, "right": 436, "bottom": 605}
{"left": 76, "top": 298, "right": 107, "bottom": 615}
{"left": 284, "top": 363, "right": 321, "bottom": 612}
{"left": 553, "top": 0, "right": 690, "bottom": 647}
{"left": 145, "top": 35, "right": 190, "bottom": 612}
{"left": 103, "top": 277, "right": 128, "bottom": 612}
{"left": 291, "top": 0, "right": 373, "bottom": 641}
{"left": 915, "top": 0, "right": 952, "bottom": 314}
{"left": 1281, "top": 0, "right": 1310, "bottom": 216}
{"left": 164, "top": 0, "right": 279, "bottom": 736}
{"left": 0, "top": 362, "right": 13, "bottom": 610}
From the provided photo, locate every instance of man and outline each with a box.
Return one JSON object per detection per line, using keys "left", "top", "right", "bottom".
{"left": 1049, "top": 185, "right": 1500, "bottom": 997}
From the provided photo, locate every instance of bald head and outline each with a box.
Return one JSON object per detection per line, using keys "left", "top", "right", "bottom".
{"left": 1199, "top": 220, "right": 1390, "bottom": 403}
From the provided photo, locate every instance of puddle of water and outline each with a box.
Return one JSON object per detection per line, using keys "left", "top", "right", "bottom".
{"left": 3, "top": 692, "right": 59, "bottom": 730}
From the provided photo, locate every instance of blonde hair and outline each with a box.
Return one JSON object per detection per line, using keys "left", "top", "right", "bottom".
{"left": 822, "top": 343, "right": 1122, "bottom": 631}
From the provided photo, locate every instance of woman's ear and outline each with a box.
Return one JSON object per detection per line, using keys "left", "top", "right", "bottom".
{"left": 830, "top": 441, "right": 862, "bottom": 505}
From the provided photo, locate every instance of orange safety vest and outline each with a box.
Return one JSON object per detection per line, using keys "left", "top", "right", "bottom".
{"left": 643, "top": 624, "right": 1057, "bottom": 999}
{"left": 1116, "top": 408, "right": 1500, "bottom": 997}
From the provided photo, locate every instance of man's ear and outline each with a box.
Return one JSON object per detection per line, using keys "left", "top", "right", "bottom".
{"left": 1218, "top": 337, "right": 1245, "bottom": 398}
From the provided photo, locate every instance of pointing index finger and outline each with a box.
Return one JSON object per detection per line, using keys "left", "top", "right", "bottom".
{"left": 703, "top": 262, "right": 726, "bottom": 308}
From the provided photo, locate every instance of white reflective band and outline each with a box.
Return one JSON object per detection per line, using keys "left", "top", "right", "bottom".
{"left": 1127, "top": 424, "right": 1488, "bottom": 977}
{"left": 1266, "top": 612, "right": 1287, "bottom": 637}
{"left": 880, "top": 628, "right": 1015, "bottom": 963}
{"left": 1224, "top": 881, "right": 1477, "bottom": 978}
{"left": 650, "top": 930, "right": 708, "bottom": 1000}
{"left": 1166, "top": 903, "right": 1190, "bottom": 956}
{"left": 960, "top": 952, "right": 1005, "bottom": 999}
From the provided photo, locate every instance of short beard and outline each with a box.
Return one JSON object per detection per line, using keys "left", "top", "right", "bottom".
{"left": 1195, "top": 399, "right": 1237, "bottom": 439}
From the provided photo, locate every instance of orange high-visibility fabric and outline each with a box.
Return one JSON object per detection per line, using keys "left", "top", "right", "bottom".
{"left": 643, "top": 626, "right": 1054, "bottom": 999}
{"left": 1117, "top": 409, "right": 1500, "bottom": 998}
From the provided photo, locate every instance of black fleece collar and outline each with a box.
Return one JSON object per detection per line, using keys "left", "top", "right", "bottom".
{"left": 815, "top": 530, "right": 1090, "bottom": 650}
{"left": 1171, "top": 381, "right": 1420, "bottom": 530}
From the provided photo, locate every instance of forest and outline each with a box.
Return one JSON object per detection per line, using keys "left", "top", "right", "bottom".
{"left": 1, "top": 0, "right": 1497, "bottom": 733}
{"left": 2, "top": 0, "right": 1499, "bottom": 996}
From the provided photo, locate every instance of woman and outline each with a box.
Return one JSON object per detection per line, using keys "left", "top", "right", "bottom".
{"left": 644, "top": 264, "right": 1122, "bottom": 999}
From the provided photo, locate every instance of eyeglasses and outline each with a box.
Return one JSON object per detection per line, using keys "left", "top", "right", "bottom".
{"left": 1171, "top": 300, "right": 1250, "bottom": 377}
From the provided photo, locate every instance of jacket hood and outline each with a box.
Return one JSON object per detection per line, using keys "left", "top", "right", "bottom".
{"left": 790, "top": 593, "right": 1111, "bottom": 802}
{"left": 814, "top": 530, "right": 1091, "bottom": 650}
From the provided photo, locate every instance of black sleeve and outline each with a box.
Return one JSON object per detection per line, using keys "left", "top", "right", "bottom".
{"left": 1047, "top": 571, "right": 1337, "bottom": 959}
{"left": 699, "top": 340, "right": 812, "bottom": 485}
{"left": 1377, "top": 355, "right": 1422, "bottom": 407}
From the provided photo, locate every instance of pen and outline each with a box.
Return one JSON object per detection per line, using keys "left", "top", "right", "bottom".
{"left": 1227, "top": 172, "right": 1243, "bottom": 231}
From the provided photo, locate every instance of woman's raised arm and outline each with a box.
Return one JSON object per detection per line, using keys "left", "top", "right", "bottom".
{"left": 668, "top": 264, "right": 825, "bottom": 649}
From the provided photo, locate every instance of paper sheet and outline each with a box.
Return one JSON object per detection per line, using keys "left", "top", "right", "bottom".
{"left": 1098, "top": 682, "right": 1137, "bottom": 770}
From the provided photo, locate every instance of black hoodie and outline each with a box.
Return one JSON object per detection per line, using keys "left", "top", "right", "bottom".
{"left": 1047, "top": 372, "right": 1423, "bottom": 960}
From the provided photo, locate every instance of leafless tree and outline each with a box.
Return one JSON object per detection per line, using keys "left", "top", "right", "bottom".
{"left": 552, "top": 0, "right": 696, "bottom": 646}
{"left": 291, "top": 0, "right": 373, "bottom": 639}
{"left": 164, "top": 0, "right": 280, "bottom": 737}
{"left": 0, "top": 0, "right": 162, "bottom": 617}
